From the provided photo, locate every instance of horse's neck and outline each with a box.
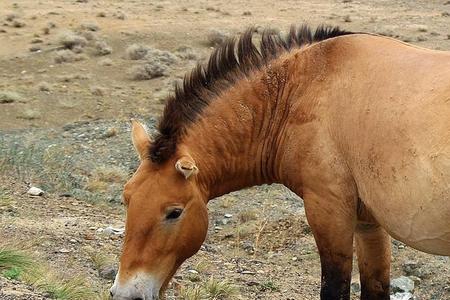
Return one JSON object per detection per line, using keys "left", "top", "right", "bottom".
{"left": 182, "top": 50, "right": 324, "bottom": 200}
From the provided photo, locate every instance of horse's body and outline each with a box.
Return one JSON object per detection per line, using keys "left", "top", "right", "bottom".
{"left": 326, "top": 35, "right": 450, "bottom": 254}
{"left": 110, "top": 26, "right": 450, "bottom": 300}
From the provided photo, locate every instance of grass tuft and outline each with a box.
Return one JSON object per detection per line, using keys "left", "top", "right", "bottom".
{"left": 1, "top": 246, "right": 97, "bottom": 300}
{"left": 203, "top": 277, "right": 238, "bottom": 299}
{"left": 0, "top": 91, "right": 23, "bottom": 103}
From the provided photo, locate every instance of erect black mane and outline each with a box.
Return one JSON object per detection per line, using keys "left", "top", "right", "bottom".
{"left": 149, "top": 24, "right": 353, "bottom": 163}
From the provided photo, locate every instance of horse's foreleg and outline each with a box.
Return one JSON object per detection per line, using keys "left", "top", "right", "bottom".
{"left": 355, "top": 224, "right": 391, "bottom": 300}
{"left": 304, "top": 192, "right": 355, "bottom": 300}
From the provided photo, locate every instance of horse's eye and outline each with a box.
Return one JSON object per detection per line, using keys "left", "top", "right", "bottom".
{"left": 166, "top": 208, "right": 183, "bottom": 220}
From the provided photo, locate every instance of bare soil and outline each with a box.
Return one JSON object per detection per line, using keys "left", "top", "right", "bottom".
{"left": 1, "top": 0, "right": 449, "bottom": 299}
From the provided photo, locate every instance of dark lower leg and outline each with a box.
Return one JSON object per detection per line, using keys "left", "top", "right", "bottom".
{"left": 355, "top": 224, "right": 391, "bottom": 300}
{"left": 320, "top": 256, "right": 353, "bottom": 300}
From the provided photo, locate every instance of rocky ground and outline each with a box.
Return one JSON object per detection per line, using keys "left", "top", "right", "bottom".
{"left": 1, "top": 0, "right": 450, "bottom": 299}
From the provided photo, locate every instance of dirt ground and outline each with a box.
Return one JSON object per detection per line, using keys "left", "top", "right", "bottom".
{"left": 0, "top": 0, "right": 449, "bottom": 299}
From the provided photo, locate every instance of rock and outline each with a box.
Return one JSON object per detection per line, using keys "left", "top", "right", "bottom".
{"left": 351, "top": 282, "right": 361, "bottom": 294}
{"left": 390, "top": 292, "right": 414, "bottom": 300}
{"left": 27, "top": 186, "right": 44, "bottom": 196}
{"left": 58, "top": 248, "right": 71, "bottom": 253}
{"left": 103, "top": 226, "right": 124, "bottom": 235}
{"left": 391, "top": 276, "right": 414, "bottom": 293}
{"left": 29, "top": 46, "right": 42, "bottom": 52}
{"left": 402, "top": 261, "right": 422, "bottom": 277}
{"left": 31, "top": 38, "right": 43, "bottom": 44}
{"left": 99, "top": 266, "right": 117, "bottom": 280}
{"left": 224, "top": 213, "right": 233, "bottom": 218}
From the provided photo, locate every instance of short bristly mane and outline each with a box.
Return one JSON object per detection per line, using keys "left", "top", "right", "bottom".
{"left": 149, "top": 24, "right": 353, "bottom": 163}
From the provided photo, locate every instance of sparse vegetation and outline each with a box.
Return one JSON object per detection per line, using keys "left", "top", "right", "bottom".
{"left": 54, "top": 49, "right": 86, "bottom": 63}
{"left": 94, "top": 40, "right": 112, "bottom": 56}
{"left": 125, "top": 44, "right": 149, "bottom": 60}
{"left": 0, "top": 247, "right": 35, "bottom": 275}
{"left": 178, "top": 277, "right": 238, "bottom": 300}
{"left": 203, "top": 277, "right": 238, "bottom": 299}
{"left": 238, "top": 209, "right": 258, "bottom": 223}
{"left": 0, "top": 91, "right": 23, "bottom": 103}
{"left": 206, "top": 29, "right": 229, "bottom": 46}
{"left": 179, "top": 285, "right": 208, "bottom": 300}
{"left": 0, "top": 246, "right": 96, "bottom": 299}
{"left": 129, "top": 62, "right": 167, "bottom": 80}
{"left": 37, "top": 81, "right": 51, "bottom": 92}
{"left": 58, "top": 31, "right": 88, "bottom": 49}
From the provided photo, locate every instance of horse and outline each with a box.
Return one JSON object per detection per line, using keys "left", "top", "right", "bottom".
{"left": 110, "top": 24, "right": 450, "bottom": 300}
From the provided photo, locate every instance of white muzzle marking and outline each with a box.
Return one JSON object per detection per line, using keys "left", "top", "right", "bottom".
{"left": 110, "top": 269, "right": 161, "bottom": 300}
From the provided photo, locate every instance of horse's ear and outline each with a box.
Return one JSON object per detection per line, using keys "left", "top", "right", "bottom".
{"left": 131, "top": 119, "right": 151, "bottom": 161}
{"left": 175, "top": 157, "right": 198, "bottom": 179}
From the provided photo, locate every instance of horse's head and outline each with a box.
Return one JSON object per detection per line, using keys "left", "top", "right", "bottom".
{"left": 110, "top": 120, "right": 208, "bottom": 300}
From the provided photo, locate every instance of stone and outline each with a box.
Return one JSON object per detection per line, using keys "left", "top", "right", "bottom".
{"left": 351, "top": 282, "right": 361, "bottom": 294}
{"left": 390, "top": 292, "right": 414, "bottom": 300}
{"left": 103, "top": 226, "right": 125, "bottom": 235}
{"left": 27, "top": 186, "right": 44, "bottom": 196}
{"left": 99, "top": 266, "right": 117, "bottom": 280}
{"left": 391, "top": 276, "right": 414, "bottom": 293}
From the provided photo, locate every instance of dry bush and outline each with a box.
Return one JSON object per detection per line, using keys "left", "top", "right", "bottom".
{"left": 37, "top": 82, "right": 51, "bottom": 92}
{"left": 0, "top": 91, "right": 22, "bottom": 103}
{"left": 94, "top": 40, "right": 112, "bottom": 56}
{"left": 12, "top": 20, "right": 26, "bottom": 28}
{"left": 90, "top": 86, "right": 106, "bottom": 96}
{"left": 98, "top": 58, "right": 113, "bottom": 66}
{"left": 129, "top": 62, "right": 167, "bottom": 80}
{"left": 176, "top": 46, "right": 199, "bottom": 60}
{"left": 17, "top": 108, "right": 41, "bottom": 120}
{"left": 125, "top": 44, "right": 149, "bottom": 60}
{"left": 146, "top": 48, "right": 178, "bottom": 65}
{"left": 58, "top": 31, "right": 88, "bottom": 49}
{"left": 206, "top": 29, "right": 229, "bottom": 46}
{"left": 54, "top": 50, "right": 86, "bottom": 63}
{"left": 79, "top": 22, "right": 99, "bottom": 32}
{"left": 87, "top": 166, "right": 127, "bottom": 192}
{"left": 113, "top": 11, "right": 126, "bottom": 20}
{"left": 5, "top": 13, "right": 19, "bottom": 22}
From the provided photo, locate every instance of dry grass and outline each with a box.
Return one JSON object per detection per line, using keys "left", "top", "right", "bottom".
{"left": 0, "top": 246, "right": 96, "bottom": 300}
{"left": 203, "top": 277, "right": 238, "bottom": 299}
{"left": 87, "top": 165, "right": 127, "bottom": 192}
{"left": 238, "top": 209, "right": 258, "bottom": 223}
{"left": 179, "top": 285, "right": 208, "bottom": 300}
{"left": 84, "top": 247, "right": 114, "bottom": 271}
{"left": 179, "top": 277, "right": 238, "bottom": 300}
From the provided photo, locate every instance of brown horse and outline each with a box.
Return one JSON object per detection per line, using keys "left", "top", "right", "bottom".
{"left": 110, "top": 24, "right": 450, "bottom": 300}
